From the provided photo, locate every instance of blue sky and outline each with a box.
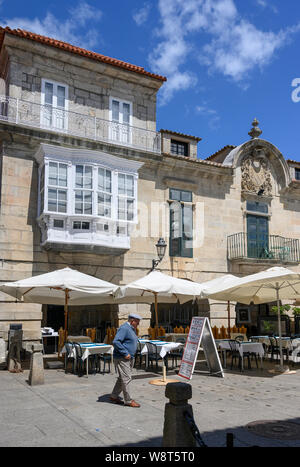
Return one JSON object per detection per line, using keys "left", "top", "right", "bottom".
{"left": 1, "top": 0, "right": 300, "bottom": 161}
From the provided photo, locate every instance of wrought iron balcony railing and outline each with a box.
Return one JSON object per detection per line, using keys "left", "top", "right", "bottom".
{"left": 0, "top": 95, "right": 161, "bottom": 154}
{"left": 227, "top": 232, "right": 300, "bottom": 263}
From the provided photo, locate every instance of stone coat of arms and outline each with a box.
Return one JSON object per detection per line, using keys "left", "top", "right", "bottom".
{"left": 241, "top": 149, "right": 272, "bottom": 196}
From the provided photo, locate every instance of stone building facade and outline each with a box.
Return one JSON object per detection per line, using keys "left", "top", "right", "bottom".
{"left": 0, "top": 27, "right": 300, "bottom": 347}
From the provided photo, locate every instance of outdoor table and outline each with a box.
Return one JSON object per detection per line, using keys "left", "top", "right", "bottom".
{"left": 138, "top": 339, "right": 184, "bottom": 377}
{"left": 61, "top": 342, "right": 113, "bottom": 377}
{"left": 290, "top": 338, "right": 300, "bottom": 362}
{"left": 216, "top": 339, "right": 265, "bottom": 371}
{"left": 250, "top": 336, "right": 294, "bottom": 349}
{"left": 215, "top": 339, "right": 232, "bottom": 368}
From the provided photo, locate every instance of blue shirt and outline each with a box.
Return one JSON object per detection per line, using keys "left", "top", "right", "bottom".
{"left": 113, "top": 322, "right": 138, "bottom": 359}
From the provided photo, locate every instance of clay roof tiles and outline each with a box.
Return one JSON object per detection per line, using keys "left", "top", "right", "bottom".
{"left": 0, "top": 26, "right": 167, "bottom": 82}
{"left": 160, "top": 129, "right": 202, "bottom": 142}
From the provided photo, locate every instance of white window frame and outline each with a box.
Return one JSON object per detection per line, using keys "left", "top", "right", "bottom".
{"left": 46, "top": 161, "right": 68, "bottom": 214}
{"left": 73, "top": 164, "right": 94, "bottom": 216}
{"left": 39, "top": 159, "right": 139, "bottom": 254}
{"left": 117, "top": 173, "right": 135, "bottom": 222}
{"left": 41, "top": 79, "right": 69, "bottom": 131}
{"left": 109, "top": 97, "right": 133, "bottom": 144}
{"left": 97, "top": 166, "right": 113, "bottom": 219}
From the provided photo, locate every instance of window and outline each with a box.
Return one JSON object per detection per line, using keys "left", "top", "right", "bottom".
{"left": 98, "top": 168, "right": 112, "bottom": 218}
{"left": 171, "top": 139, "right": 188, "bottom": 157}
{"left": 41, "top": 79, "right": 68, "bottom": 130}
{"left": 53, "top": 219, "right": 64, "bottom": 228}
{"left": 47, "top": 162, "right": 68, "bottom": 213}
{"left": 246, "top": 201, "right": 268, "bottom": 214}
{"left": 246, "top": 201, "right": 269, "bottom": 259}
{"left": 73, "top": 221, "right": 90, "bottom": 230}
{"left": 75, "top": 165, "right": 93, "bottom": 215}
{"left": 169, "top": 189, "right": 193, "bottom": 257}
{"left": 295, "top": 168, "right": 300, "bottom": 180}
{"left": 118, "top": 173, "right": 135, "bottom": 221}
{"left": 110, "top": 97, "right": 132, "bottom": 143}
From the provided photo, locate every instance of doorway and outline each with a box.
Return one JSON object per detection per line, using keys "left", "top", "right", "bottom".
{"left": 45, "top": 305, "right": 64, "bottom": 331}
{"left": 247, "top": 214, "right": 269, "bottom": 258}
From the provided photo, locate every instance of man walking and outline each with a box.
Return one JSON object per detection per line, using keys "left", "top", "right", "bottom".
{"left": 110, "top": 313, "right": 142, "bottom": 407}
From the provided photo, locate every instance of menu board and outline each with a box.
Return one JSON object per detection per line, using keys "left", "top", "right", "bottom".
{"left": 178, "top": 317, "right": 224, "bottom": 380}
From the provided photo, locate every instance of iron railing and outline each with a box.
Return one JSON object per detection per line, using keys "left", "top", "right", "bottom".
{"left": 227, "top": 232, "right": 300, "bottom": 263}
{"left": 0, "top": 95, "right": 161, "bottom": 154}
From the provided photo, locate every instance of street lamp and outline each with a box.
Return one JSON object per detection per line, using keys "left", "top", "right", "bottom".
{"left": 152, "top": 237, "right": 167, "bottom": 270}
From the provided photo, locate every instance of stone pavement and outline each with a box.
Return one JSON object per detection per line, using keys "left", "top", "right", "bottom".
{"left": 1, "top": 356, "right": 300, "bottom": 448}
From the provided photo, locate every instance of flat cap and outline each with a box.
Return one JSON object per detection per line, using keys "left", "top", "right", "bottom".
{"left": 128, "top": 313, "right": 142, "bottom": 320}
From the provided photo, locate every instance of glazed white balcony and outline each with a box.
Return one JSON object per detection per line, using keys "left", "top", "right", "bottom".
{"left": 0, "top": 95, "right": 161, "bottom": 154}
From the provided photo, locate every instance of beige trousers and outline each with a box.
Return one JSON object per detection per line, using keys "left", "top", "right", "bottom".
{"left": 111, "top": 357, "right": 134, "bottom": 404}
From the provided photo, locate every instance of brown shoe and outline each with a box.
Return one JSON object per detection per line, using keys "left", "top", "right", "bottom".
{"left": 109, "top": 396, "right": 124, "bottom": 405}
{"left": 125, "top": 400, "right": 140, "bottom": 408}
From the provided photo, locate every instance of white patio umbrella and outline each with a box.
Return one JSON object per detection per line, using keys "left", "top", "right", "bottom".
{"left": 201, "top": 266, "right": 300, "bottom": 372}
{"left": 0, "top": 267, "right": 118, "bottom": 336}
{"left": 114, "top": 270, "right": 204, "bottom": 329}
{"left": 199, "top": 274, "right": 240, "bottom": 337}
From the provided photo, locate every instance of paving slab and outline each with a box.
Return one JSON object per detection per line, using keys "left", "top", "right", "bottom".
{"left": 0, "top": 358, "right": 300, "bottom": 448}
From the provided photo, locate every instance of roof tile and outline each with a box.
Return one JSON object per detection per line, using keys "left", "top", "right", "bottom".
{"left": 0, "top": 26, "right": 167, "bottom": 82}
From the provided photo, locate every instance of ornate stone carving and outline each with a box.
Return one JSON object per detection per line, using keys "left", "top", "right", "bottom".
{"left": 241, "top": 149, "right": 272, "bottom": 196}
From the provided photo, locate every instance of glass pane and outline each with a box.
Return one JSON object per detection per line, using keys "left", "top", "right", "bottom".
{"left": 84, "top": 191, "right": 92, "bottom": 214}
{"left": 98, "top": 193, "right": 111, "bottom": 217}
{"left": 76, "top": 165, "right": 83, "bottom": 188}
{"left": 98, "top": 193, "right": 105, "bottom": 216}
{"left": 58, "top": 164, "right": 67, "bottom": 187}
{"left": 45, "top": 82, "right": 53, "bottom": 105}
{"left": 125, "top": 175, "right": 134, "bottom": 197}
{"left": 75, "top": 190, "right": 83, "bottom": 214}
{"left": 57, "top": 86, "right": 66, "bottom": 108}
{"left": 118, "top": 198, "right": 126, "bottom": 220}
{"left": 84, "top": 166, "right": 92, "bottom": 189}
{"left": 48, "top": 188, "right": 57, "bottom": 211}
{"left": 169, "top": 189, "right": 181, "bottom": 201}
{"left": 127, "top": 199, "right": 134, "bottom": 221}
{"left": 98, "top": 168, "right": 111, "bottom": 192}
{"left": 53, "top": 219, "right": 64, "bottom": 228}
{"left": 246, "top": 201, "right": 268, "bottom": 213}
{"left": 105, "top": 170, "right": 111, "bottom": 192}
{"left": 170, "top": 202, "right": 182, "bottom": 238}
{"left": 123, "top": 103, "right": 130, "bottom": 124}
{"left": 98, "top": 168, "right": 104, "bottom": 191}
{"left": 112, "top": 100, "right": 119, "bottom": 122}
{"left": 181, "top": 190, "right": 192, "bottom": 202}
{"left": 58, "top": 190, "right": 67, "bottom": 213}
{"left": 118, "top": 174, "right": 125, "bottom": 195}
{"left": 49, "top": 162, "right": 58, "bottom": 186}
{"left": 183, "top": 204, "right": 193, "bottom": 254}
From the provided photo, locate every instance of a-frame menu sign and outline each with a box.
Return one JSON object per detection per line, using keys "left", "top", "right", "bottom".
{"left": 178, "top": 317, "right": 224, "bottom": 379}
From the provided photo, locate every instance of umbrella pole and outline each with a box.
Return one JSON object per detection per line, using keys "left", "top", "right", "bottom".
{"left": 64, "top": 289, "right": 69, "bottom": 342}
{"left": 154, "top": 292, "right": 158, "bottom": 338}
{"left": 227, "top": 301, "right": 231, "bottom": 338}
{"left": 276, "top": 284, "right": 284, "bottom": 369}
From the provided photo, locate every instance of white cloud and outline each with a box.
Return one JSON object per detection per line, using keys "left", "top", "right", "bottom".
{"left": 195, "top": 104, "right": 220, "bottom": 130}
{"left": 2, "top": 1, "right": 103, "bottom": 49}
{"left": 133, "top": 3, "right": 151, "bottom": 26}
{"left": 149, "top": 0, "right": 300, "bottom": 104}
{"left": 256, "top": 0, "right": 278, "bottom": 13}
